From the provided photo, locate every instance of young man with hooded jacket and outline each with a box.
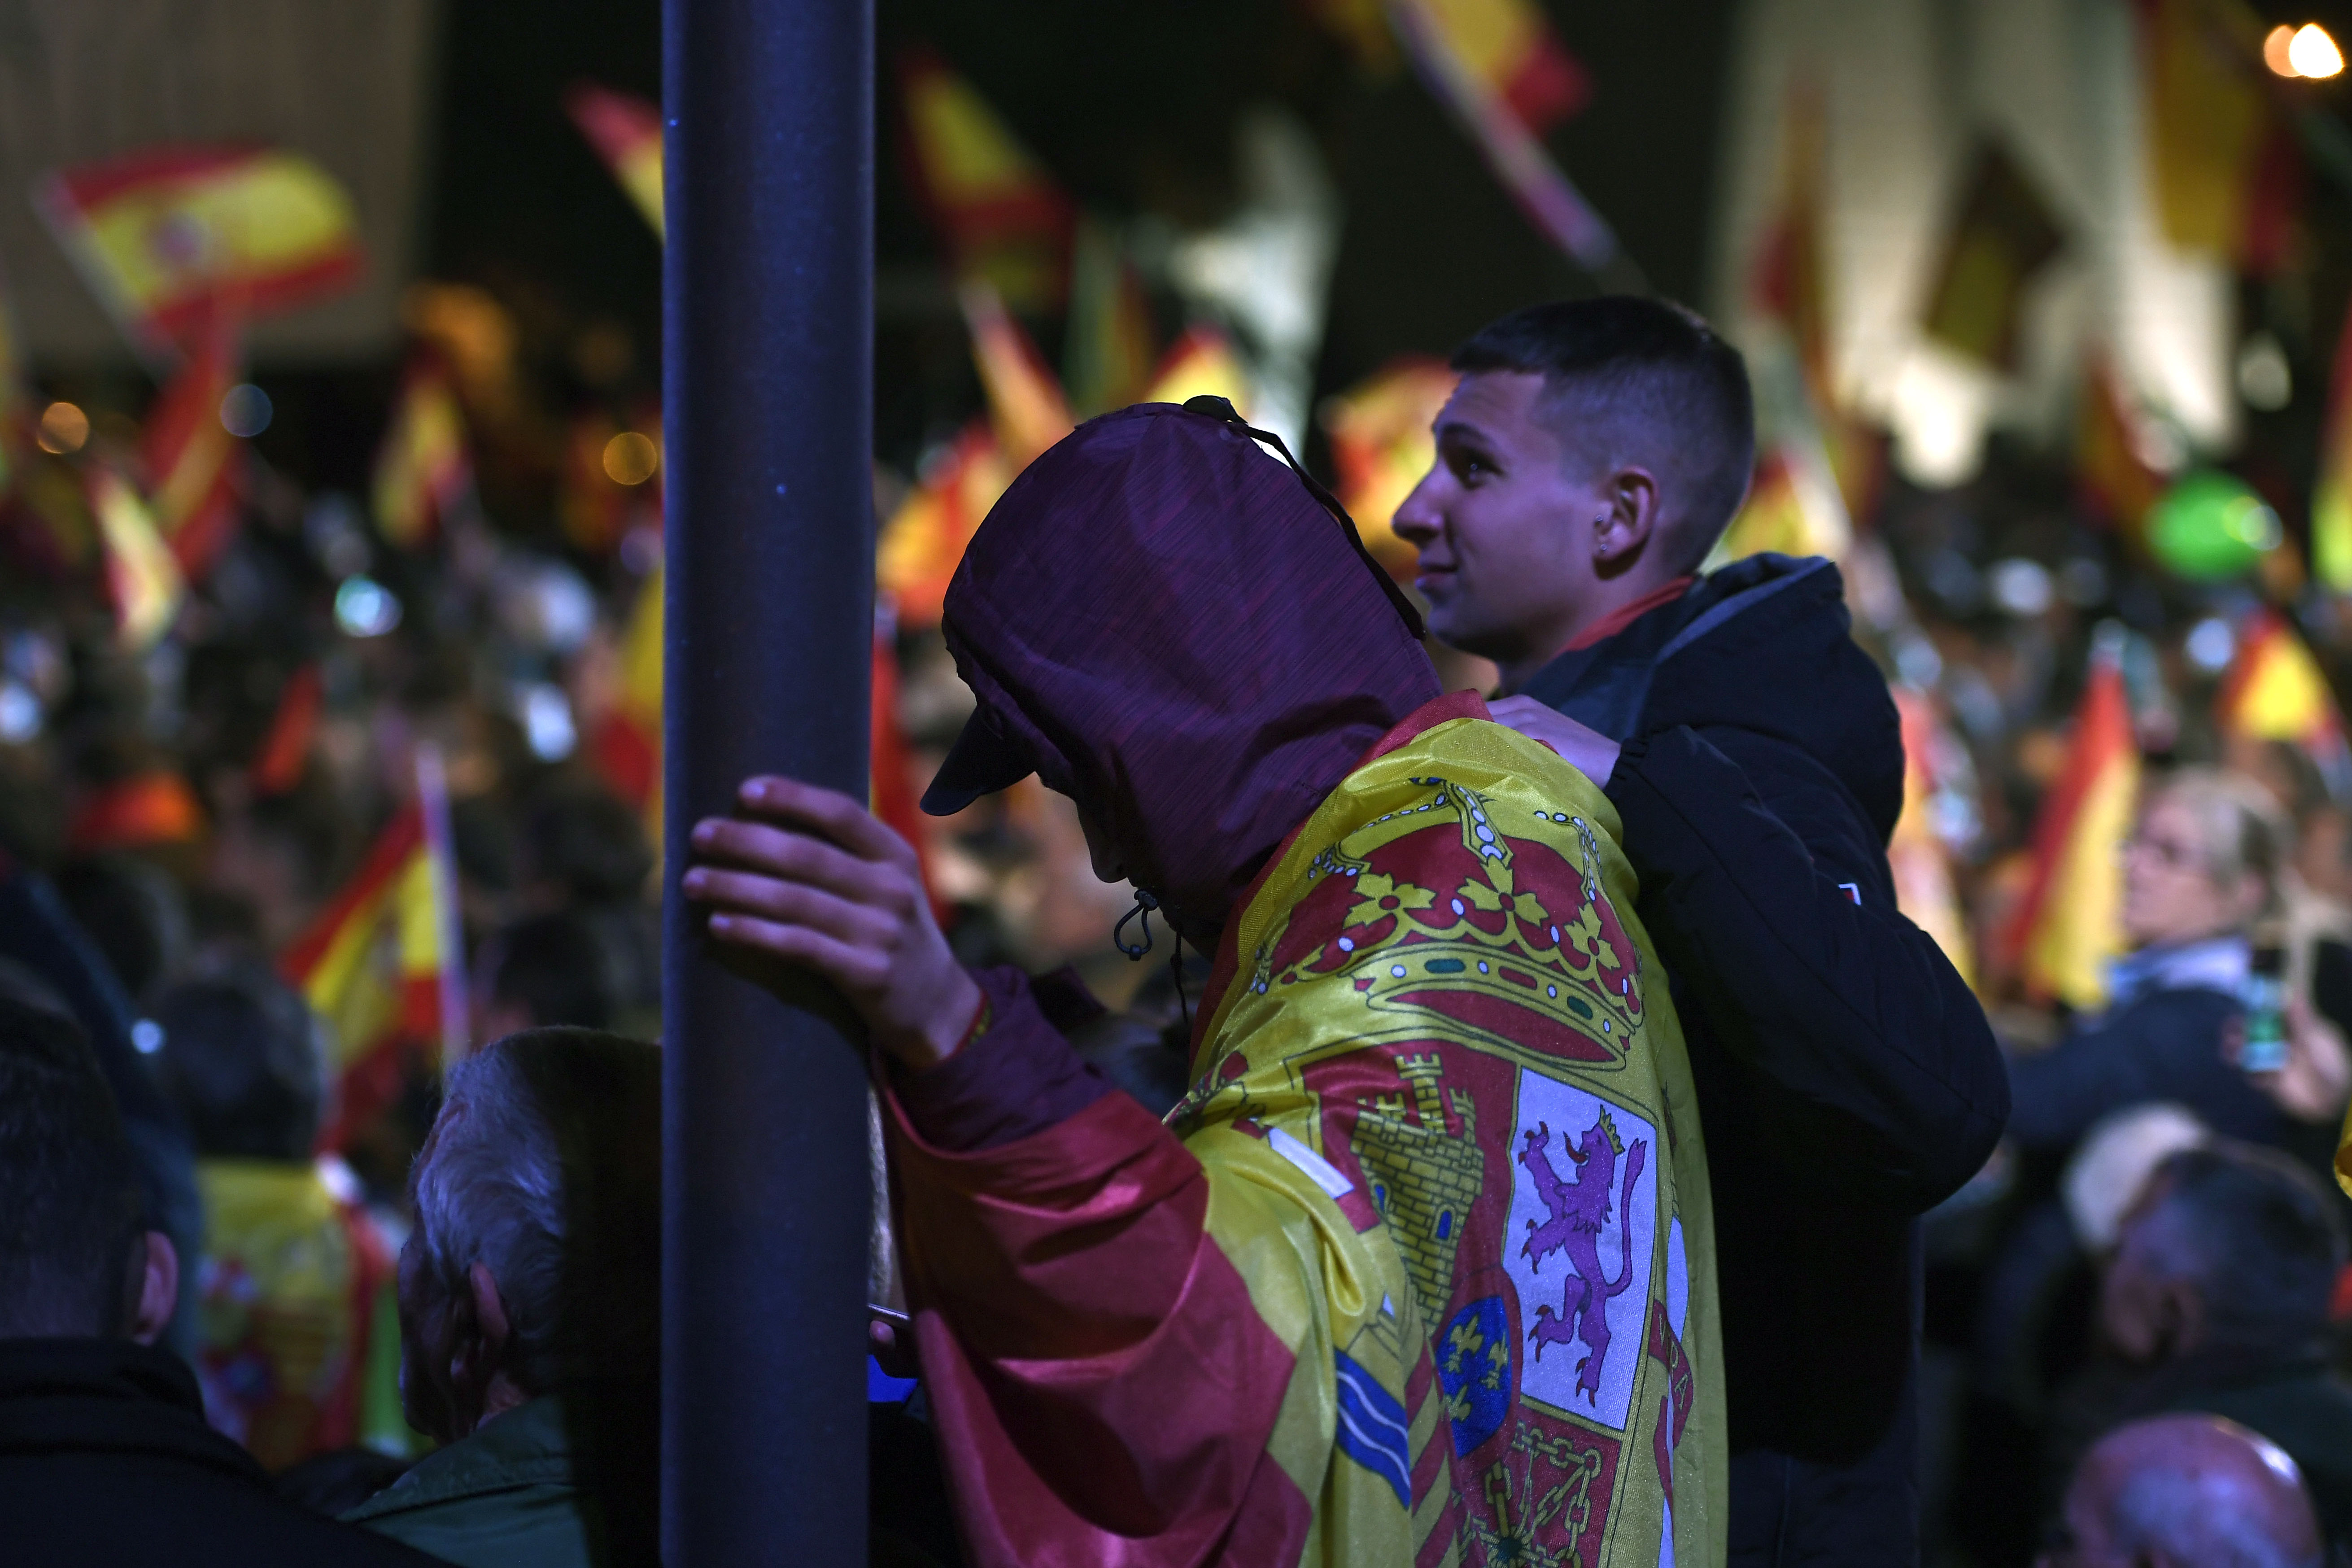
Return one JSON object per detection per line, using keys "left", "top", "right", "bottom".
{"left": 685, "top": 401, "right": 1727, "bottom": 1566}
{"left": 1390, "top": 297, "right": 2010, "bottom": 1568}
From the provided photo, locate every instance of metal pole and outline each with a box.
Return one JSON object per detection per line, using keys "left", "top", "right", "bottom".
{"left": 661, "top": 0, "right": 874, "bottom": 1560}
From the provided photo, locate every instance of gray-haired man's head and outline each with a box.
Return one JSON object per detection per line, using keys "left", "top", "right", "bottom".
{"left": 397, "top": 1027, "right": 659, "bottom": 1443}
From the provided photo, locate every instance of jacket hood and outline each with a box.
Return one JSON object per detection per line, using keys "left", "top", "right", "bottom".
{"left": 939, "top": 403, "right": 1441, "bottom": 937}
{"left": 1524, "top": 553, "right": 1903, "bottom": 843}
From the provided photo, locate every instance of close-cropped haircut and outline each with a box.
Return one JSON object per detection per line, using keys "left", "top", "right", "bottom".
{"left": 151, "top": 961, "right": 326, "bottom": 1162}
{"left": 0, "top": 999, "right": 142, "bottom": 1337}
{"left": 410, "top": 1027, "right": 660, "bottom": 1393}
{"left": 2139, "top": 1140, "right": 2346, "bottom": 1350}
{"left": 1451, "top": 297, "right": 1756, "bottom": 572}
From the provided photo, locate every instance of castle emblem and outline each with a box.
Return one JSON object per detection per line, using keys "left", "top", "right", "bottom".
{"left": 1350, "top": 1052, "right": 1481, "bottom": 1318}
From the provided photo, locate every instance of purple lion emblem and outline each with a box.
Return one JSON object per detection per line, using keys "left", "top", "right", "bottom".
{"left": 1518, "top": 1111, "right": 1648, "bottom": 1405}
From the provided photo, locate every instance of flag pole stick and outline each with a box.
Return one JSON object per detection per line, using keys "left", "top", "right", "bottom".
{"left": 661, "top": 0, "right": 875, "bottom": 1561}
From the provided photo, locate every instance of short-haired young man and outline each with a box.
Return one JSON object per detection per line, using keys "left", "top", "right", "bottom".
{"left": 0, "top": 998, "right": 437, "bottom": 1567}
{"left": 1393, "top": 297, "right": 2009, "bottom": 1567}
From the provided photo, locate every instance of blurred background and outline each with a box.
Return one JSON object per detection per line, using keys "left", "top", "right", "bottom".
{"left": 11, "top": 0, "right": 2352, "bottom": 1558}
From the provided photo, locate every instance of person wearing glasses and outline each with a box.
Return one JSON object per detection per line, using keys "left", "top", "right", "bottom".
{"left": 2008, "top": 768, "right": 2292, "bottom": 1156}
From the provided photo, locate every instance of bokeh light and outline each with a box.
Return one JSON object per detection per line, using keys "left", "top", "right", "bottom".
{"left": 2291, "top": 23, "right": 2343, "bottom": 79}
{"left": 602, "top": 430, "right": 659, "bottom": 485}
{"left": 334, "top": 575, "right": 404, "bottom": 638}
{"left": 219, "top": 383, "right": 273, "bottom": 437}
{"left": 35, "top": 401, "right": 88, "bottom": 454}
{"left": 2267, "top": 24, "right": 2300, "bottom": 76}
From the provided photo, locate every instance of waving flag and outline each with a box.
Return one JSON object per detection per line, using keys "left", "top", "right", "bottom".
{"left": 897, "top": 48, "right": 1074, "bottom": 310}
{"left": 1889, "top": 689, "right": 1976, "bottom": 990}
{"left": 877, "top": 425, "right": 1013, "bottom": 629}
{"left": 1384, "top": 0, "right": 1623, "bottom": 274}
{"left": 2077, "top": 354, "right": 2167, "bottom": 537}
{"left": 1920, "top": 140, "right": 2064, "bottom": 372}
{"left": 589, "top": 567, "right": 666, "bottom": 842}
{"left": 2006, "top": 651, "right": 2139, "bottom": 1010}
{"left": 2215, "top": 609, "right": 2348, "bottom": 796}
{"left": 962, "top": 282, "right": 1073, "bottom": 469}
{"left": 282, "top": 770, "right": 463, "bottom": 1149}
{"left": 37, "top": 146, "right": 362, "bottom": 360}
{"left": 141, "top": 312, "right": 245, "bottom": 579}
{"left": 1320, "top": 357, "right": 1456, "bottom": 575}
{"left": 1064, "top": 222, "right": 1157, "bottom": 416}
{"left": 1140, "top": 325, "right": 1255, "bottom": 414}
{"left": 566, "top": 83, "right": 664, "bottom": 240}
{"left": 373, "top": 361, "right": 471, "bottom": 549}
{"left": 88, "top": 466, "right": 184, "bottom": 649}
{"left": 68, "top": 770, "right": 205, "bottom": 854}
{"left": 251, "top": 665, "right": 325, "bottom": 798}
{"left": 2314, "top": 321, "right": 2352, "bottom": 592}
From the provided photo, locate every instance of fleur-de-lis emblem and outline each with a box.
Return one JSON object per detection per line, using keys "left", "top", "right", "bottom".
{"left": 1344, "top": 871, "right": 1436, "bottom": 930}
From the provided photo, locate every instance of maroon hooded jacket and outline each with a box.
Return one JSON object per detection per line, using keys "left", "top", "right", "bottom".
{"left": 885, "top": 405, "right": 1459, "bottom": 1563}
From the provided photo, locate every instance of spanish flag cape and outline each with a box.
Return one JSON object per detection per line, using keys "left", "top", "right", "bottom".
{"left": 887, "top": 697, "right": 1724, "bottom": 1568}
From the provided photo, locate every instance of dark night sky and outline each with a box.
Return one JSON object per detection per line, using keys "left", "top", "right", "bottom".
{"left": 419, "top": 0, "right": 1739, "bottom": 469}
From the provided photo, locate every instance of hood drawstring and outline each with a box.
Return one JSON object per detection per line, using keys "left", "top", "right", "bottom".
{"left": 1114, "top": 889, "right": 1192, "bottom": 1036}
{"left": 1114, "top": 888, "right": 1159, "bottom": 960}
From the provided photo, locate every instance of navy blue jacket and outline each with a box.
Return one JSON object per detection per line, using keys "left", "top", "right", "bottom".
{"left": 2008, "top": 959, "right": 2280, "bottom": 1153}
{"left": 1523, "top": 553, "right": 2010, "bottom": 1568}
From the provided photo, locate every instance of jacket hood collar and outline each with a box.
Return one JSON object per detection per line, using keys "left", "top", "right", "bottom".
{"left": 1522, "top": 553, "right": 1903, "bottom": 843}
{"left": 0, "top": 1337, "right": 258, "bottom": 1477}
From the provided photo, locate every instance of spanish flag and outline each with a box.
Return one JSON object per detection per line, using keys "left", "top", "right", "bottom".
{"left": 588, "top": 567, "right": 665, "bottom": 842}
{"left": 961, "top": 282, "right": 1073, "bottom": 470}
{"left": 68, "top": 770, "right": 205, "bottom": 854}
{"left": 1920, "top": 140, "right": 2064, "bottom": 372}
{"left": 250, "top": 665, "right": 324, "bottom": 798}
{"left": 1319, "top": 357, "right": 1457, "bottom": 576}
{"left": 1889, "top": 688, "right": 1976, "bottom": 991}
{"left": 37, "top": 146, "right": 363, "bottom": 359}
{"left": 2216, "top": 608, "right": 2343, "bottom": 750}
{"left": 88, "top": 465, "right": 184, "bottom": 650}
{"left": 896, "top": 48, "right": 1073, "bottom": 310}
{"left": 877, "top": 424, "right": 1013, "bottom": 630}
{"left": 2313, "top": 319, "right": 2352, "bottom": 593}
{"left": 373, "top": 360, "right": 471, "bottom": 550}
{"left": 141, "top": 312, "right": 245, "bottom": 580}
{"left": 1716, "top": 444, "right": 1849, "bottom": 565}
{"left": 1140, "top": 325, "right": 1255, "bottom": 415}
{"left": 565, "top": 83, "right": 664, "bottom": 240}
{"left": 1063, "top": 221, "right": 1157, "bottom": 417}
{"left": 2077, "top": 353, "right": 2166, "bottom": 538}
{"left": 282, "top": 798, "right": 459, "bottom": 1149}
{"left": 2005, "top": 651, "right": 2139, "bottom": 1010}
{"left": 1304, "top": 0, "right": 1589, "bottom": 132}
{"left": 2140, "top": 0, "right": 2274, "bottom": 261}
{"left": 1384, "top": 0, "right": 1622, "bottom": 272}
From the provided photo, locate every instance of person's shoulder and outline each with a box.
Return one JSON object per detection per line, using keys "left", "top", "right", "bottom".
{"left": 0, "top": 1446, "right": 447, "bottom": 1567}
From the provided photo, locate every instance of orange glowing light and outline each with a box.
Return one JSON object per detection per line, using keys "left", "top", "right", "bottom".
{"left": 2291, "top": 22, "right": 2344, "bottom": 79}
{"left": 602, "top": 430, "right": 659, "bottom": 485}
{"left": 2267, "top": 24, "right": 2300, "bottom": 76}
{"left": 35, "top": 401, "right": 88, "bottom": 454}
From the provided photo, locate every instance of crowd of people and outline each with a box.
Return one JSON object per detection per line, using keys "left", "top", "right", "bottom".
{"left": 4, "top": 288, "right": 2352, "bottom": 1568}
